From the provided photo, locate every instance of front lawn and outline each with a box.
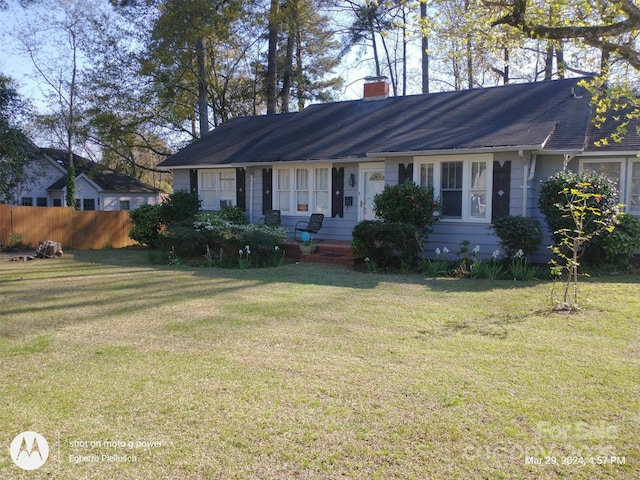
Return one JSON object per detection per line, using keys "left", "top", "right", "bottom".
{"left": 1, "top": 249, "right": 638, "bottom": 479}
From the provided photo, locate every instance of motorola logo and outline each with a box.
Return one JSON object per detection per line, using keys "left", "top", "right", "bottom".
{"left": 10, "top": 431, "right": 49, "bottom": 470}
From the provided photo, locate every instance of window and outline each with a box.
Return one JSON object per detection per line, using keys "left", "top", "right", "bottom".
{"left": 441, "top": 162, "right": 463, "bottom": 217}
{"left": 199, "top": 170, "right": 236, "bottom": 210}
{"left": 580, "top": 160, "right": 622, "bottom": 198}
{"left": 630, "top": 161, "right": 640, "bottom": 213}
{"left": 274, "top": 166, "right": 331, "bottom": 215}
{"left": 83, "top": 199, "right": 96, "bottom": 211}
{"left": 296, "top": 168, "right": 309, "bottom": 211}
{"left": 119, "top": 200, "right": 131, "bottom": 210}
{"left": 277, "top": 169, "right": 291, "bottom": 213}
{"left": 415, "top": 154, "right": 492, "bottom": 222}
{"left": 53, "top": 199, "right": 62, "bottom": 207}
{"left": 21, "top": 197, "right": 33, "bottom": 206}
{"left": 37, "top": 197, "right": 48, "bottom": 207}
{"left": 470, "top": 162, "right": 487, "bottom": 219}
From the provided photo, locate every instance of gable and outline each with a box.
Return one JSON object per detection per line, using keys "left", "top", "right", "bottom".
{"left": 41, "top": 148, "right": 160, "bottom": 193}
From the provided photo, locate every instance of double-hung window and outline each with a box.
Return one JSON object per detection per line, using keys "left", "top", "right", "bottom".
{"left": 630, "top": 160, "right": 640, "bottom": 214}
{"left": 415, "top": 154, "right": 492, "bottom": 222}
{"left": 580, "top": 158, "right": 640, "bottom": 214}
{"left": 274, "top": 165, "right": 330, "bottom": 215}
{"left": 199, "top": 169, "right": 236, "bottom": 210}
{"left": 580, "top": 159, "right": 622, "bottom": 198}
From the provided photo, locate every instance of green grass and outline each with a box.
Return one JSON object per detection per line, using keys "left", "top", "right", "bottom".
{"left": 1, "top": 248, "right": 638, "bottom": 479}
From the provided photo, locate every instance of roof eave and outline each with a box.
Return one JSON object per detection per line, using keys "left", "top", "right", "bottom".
{"left": 366, "top": 144, "right": 546, "bottom": 158}
{"left": 578, "top": 150, "right": 640, "bottom": 157}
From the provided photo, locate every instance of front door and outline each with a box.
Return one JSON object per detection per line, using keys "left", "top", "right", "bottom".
{"left": 359, "top": 164, "right": 385, "bottom": 221}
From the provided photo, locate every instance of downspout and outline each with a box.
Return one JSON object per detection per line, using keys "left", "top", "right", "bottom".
{"left": 563, "top": 154, "right": 575, "bottom": 170}
{"left": 520, "top": 150, "right": 528, "bottom": 216}
{"left": 249, "top": 172, "right": 254, "bottom": 223}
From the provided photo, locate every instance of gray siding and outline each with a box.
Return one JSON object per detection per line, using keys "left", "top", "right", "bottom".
{"left": 528, "top": 154, "right": 567, "bottom": 262}
{"left": 245, "top": 164, "right": 360, "bottom": 241}
{"left": 172, "top": 169, "right": 191, "bottom": 193}
{"left": 425, "top": 222, "right": 501, "bottom": 260}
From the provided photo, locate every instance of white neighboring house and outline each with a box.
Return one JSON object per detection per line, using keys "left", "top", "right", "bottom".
{"left": 14, "top": 147, "right": 164, "bottom": 210}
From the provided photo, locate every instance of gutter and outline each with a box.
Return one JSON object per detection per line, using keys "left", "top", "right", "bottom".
{"left": 366, "top": 144, "right": 545, "bottom": 158}
{"left": 160, "top": 157, "right": 371, "bottom": 170}
{"left": 575, "top": 151, "right": 640, "bottom": 157}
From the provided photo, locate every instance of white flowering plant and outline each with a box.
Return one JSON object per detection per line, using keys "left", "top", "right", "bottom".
{"left": 418, "top": 247, "right": 450, "bottom": 278}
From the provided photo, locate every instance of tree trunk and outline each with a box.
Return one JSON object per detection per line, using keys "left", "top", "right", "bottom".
{"left": 465, "top": 0, "right": 473, "bottom": 89}
{"left": 66, "top": 26, "right": 77, "bottom": 209}
{"left": 266, "top": 0, "right": 280, "bottom": 115}
{"left": 196, "top": 36, "right": 209, "bottom": 135}
{"left": 280, "top": 34, "right": 294, "bottom": 113}
{"left": 503, "top": 47, "right": 509, "bottom": 84}
{"left": 556, "top": 41, "right": 565, "bottom": 79}
{"left": 296, "top": 26, "right": 305, "bottom": 111}
{"left": 544, "top": 42, "right": 554, "bottom": 80}
{"left": 401, "top": 6, "right": 407, "bottom": 96}
{"left": 420, "top": 0, "right": 428, "bottom": 94}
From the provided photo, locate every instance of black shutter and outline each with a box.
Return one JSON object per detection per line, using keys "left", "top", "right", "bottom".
{"left": 492, "top": 160, "right": 511, "bottom": 220}
{"left": 236, "top": 168, "right": 246, "bottom": 211}
{"left": 262, "top": 168, "right": 273, "bottom": 215}
{"left": 189, "top": 169, "right": 198, "bottom": 195}
{"left": 332, "top": 167, "right": 344, "bottom": 218}
{"left": 398, "top": 163, "right": 413, "bottom": 184}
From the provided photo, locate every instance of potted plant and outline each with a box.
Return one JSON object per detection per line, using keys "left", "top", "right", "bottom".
{"left": 299, "top": 232, "right": 317, "bottom": 254}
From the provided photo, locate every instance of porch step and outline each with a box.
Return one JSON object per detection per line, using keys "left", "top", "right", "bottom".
{"left": 281, "top": 239, "right": 357, "bottom": 266}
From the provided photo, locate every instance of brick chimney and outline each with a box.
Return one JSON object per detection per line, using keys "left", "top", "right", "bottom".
{"left": 363, "top": 76, "right": 389, "bottom": 101}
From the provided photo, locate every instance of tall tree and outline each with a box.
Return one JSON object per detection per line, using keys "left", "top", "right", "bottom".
{"left": 420, "top": 0, "right": 429, "bottom": 93}
{"left": 276, "top": 0, "right": 343, "bottom": 111}
{"left": 14, "top": 0, "right": 93, "bottom": 207}
{"left": 266, "top": 0, "right": 280, "bottom": 114}
{"left": 0, "top": 74, "right": 33, "bottom": 203}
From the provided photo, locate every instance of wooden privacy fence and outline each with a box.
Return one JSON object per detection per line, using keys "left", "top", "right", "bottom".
{"left": 0, "top": 205, "right": 137, "bottom": 250}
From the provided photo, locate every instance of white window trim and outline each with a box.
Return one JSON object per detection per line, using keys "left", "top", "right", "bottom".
{"left": 273, "top": 164, "right": 331, "bottom": 216}
{"left": 73, "top": 197, "right": 99, "bottom": 210}
{"left": 414, "top": 153, "right": 493, "bottom": 223}
{"left": 198, "top": 169, "right": 237, "bottom": 210}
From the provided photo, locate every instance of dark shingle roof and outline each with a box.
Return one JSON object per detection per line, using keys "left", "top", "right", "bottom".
{"left": 42, "top": 148, "right": 160, "bottom": 193}
{"left": 584, "top": 109, "right": 640, "bottom": 152}
{"left": 158, "top": 114, "right": 297, "bottom": 167}
{"left": 160, "top": 78, "right": 611, "bottom": 168}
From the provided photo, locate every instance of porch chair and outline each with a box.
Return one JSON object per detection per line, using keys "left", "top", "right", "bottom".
{"left": 259, "top": 209, "right": 281, "bottom": 227}
{"left": 294, "top": 213, "right": 324, "bottom": 241}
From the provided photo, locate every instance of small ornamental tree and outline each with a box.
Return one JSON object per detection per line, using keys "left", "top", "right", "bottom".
{"left": 548, "top": 183, "right": 620, "bottom": 311}
{"left": 373, "top": 180, "right": 441, "bottom": 230}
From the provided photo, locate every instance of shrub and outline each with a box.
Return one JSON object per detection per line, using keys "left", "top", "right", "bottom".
{"left": 193, "top": 208, "right": 246, "bottom": 229}
{"left": 128, "top": 204, "right": 162, "bottom": 248}
{"left": 216, "top": 205, "right": 247, "bottom": 225}
{"left": 159, "top": 190, "right": 201, "bottom": 226}
{"left": 588, "top": 212, "right": 640, "bottom": 267}
{"left": 491, "top": 216, "right": 543, "bottom": 257}
{"left": 197, "top": 222, "right": 288, "bottom": 267}
{"left": 373, "top": 180, "right": 441, "bottom": 230}
{"left": 352, "top": 220, "right": 422, "bottom": 267}
{"left": 159, "top": 219, "right": 207, "bottom": 258}
{"left": 539, "top": 171, "right": 618, "bottom": 241}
